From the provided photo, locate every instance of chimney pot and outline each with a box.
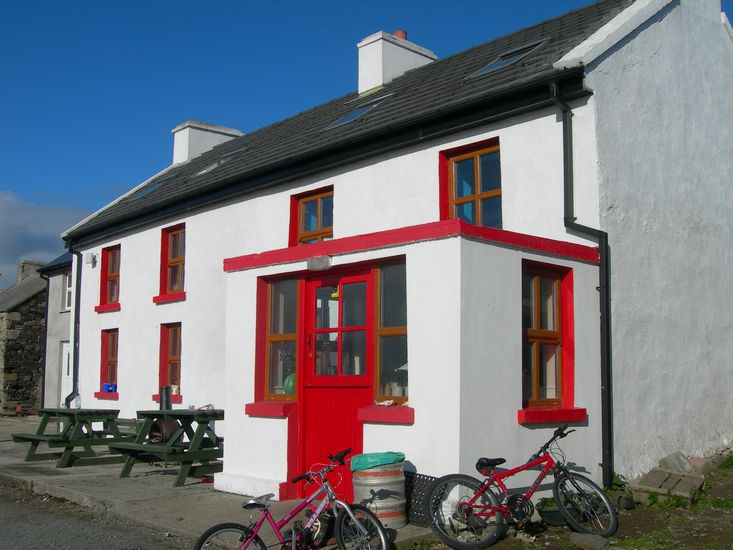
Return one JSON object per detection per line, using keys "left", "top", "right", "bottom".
{"left": 394, "top": 29, "right": 407, "bottom": 40}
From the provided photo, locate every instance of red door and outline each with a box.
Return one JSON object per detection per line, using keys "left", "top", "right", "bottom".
{"left": 299, "top": 271, "right": 373, "bottom": 501}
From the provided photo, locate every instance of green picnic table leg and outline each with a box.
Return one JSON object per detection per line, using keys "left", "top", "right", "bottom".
{"left": 25, "top": 414, "right": 51, "bottom": 461}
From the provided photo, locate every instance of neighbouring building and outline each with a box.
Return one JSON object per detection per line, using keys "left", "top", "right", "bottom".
{"left": 0, "top": 261, "right": 47, "bottom": 413}
{"left": 38, "top": 253, "right": 74, "bottom": 408}
{"left": 58, "top": 0, "right": 733, "bottom": 499}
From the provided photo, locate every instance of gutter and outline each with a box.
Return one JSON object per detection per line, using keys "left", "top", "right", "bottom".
{"left": 550, "top": 82, "right": 614, "bottom": 488}
{"left": 64, "top": 249, "right": 82, "bottom": 408}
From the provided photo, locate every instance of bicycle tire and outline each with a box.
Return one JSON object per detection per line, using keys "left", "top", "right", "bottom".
{"left": 552, "top": 472, "right": 618, "bottom": 537}
{"left": 194, "top": 522, "right": 266, "bottom": 550}
{"left": 425, "top": 474, "right": 504, "bottom": 550}
{"left": 334, "top": 503, "right": 389, "bottom": 550}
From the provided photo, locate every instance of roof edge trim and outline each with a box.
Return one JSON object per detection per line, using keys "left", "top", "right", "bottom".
{"left": 554, "top": 0, "right": 674, "bottom": 69}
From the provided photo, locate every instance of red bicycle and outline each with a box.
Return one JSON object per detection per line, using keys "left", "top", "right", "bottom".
{"left": 426, "top": 425, "right": 617, "bottom": 549}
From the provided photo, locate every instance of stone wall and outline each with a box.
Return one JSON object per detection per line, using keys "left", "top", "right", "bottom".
{"left": 0, "top": 291, "right": 47, "bottom": 412}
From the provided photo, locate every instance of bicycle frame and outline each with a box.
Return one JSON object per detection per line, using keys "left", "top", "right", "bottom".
{"left": 469, "top": 452, "right": 558, "bottom": 518}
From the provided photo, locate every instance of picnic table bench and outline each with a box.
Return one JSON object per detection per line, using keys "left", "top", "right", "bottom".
{"left": 109, "top": 408, "right": 224, "bottom": 487}
{"left": 11, "top": 408, "right": 136, "bottom": 467}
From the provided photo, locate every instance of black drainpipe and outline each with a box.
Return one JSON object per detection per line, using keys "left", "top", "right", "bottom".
{"left": 38, "top": 271, "right": 50, "bottom": 409}
{"left": 550, "top": 82, "right": 614, "bottom": 488}
{"left": 64, "top": 248, "right": 83, "bottom": 408}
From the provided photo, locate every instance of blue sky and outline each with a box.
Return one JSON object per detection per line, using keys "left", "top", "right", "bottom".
{"left": 0, "top": 0, "right": 731, "bottom": 288}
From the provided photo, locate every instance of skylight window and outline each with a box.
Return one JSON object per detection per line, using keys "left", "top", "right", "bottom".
{"left": 324, "top": 96, "right": 389, "bottom": 131}
{"left": 194, "top": 153, "right": 235, "bottom": 177}
{"left": 132, "top": 173, "right": 175, "bottom": 200}
{"left": 469, "top": 40, "right": 546, "bottom": 79}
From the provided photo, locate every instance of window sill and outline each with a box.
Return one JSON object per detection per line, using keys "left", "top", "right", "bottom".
{"left": 517, "top": 406, "right": 587, "bottom": 425}
{"left": 245, "top": 401, "right": 296, "bottom": 418}
{"left": 94, "top": 391, "right": 119, "bottom": 400}
{"left": 152, "top": 393, "right": 183, "bottom": 404}
{"left": 94, "top": 303, "right": 121, "bottom": 313}
{"left": 153, "top": 291, "right": 186, "bottom": 304}
{"left": 358, "top": 405, "right": 414, "bottom": 425}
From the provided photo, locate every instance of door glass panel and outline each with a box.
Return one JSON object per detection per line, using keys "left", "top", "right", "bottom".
{"left": 270, "top": 280, "right": 297, "bottom": 334}
{"left": 454, "top": 158, "right": 475, "bottom": 197}
{"left": 379, "top": 335, "right": 407, "bottom": 396}
{"left": 539, "top": 344, "right": 559, "bottom": 399}
{"left": 315, "top": 333, "right": 338, "bottom": 376}
{"left": 342, "top": 282, "right": 366, "bottom": 327}
{"left": 479, "top": 151, "right": 501, "bottom": 192}
{"left": 380, "top": 264, "right": 406, "bottom": 327}
{"left": 480, "top": 196, "right": 502, "bottom": 228}
{"left": 269, "top": 341, "right": 296, "bottom": 395}
{"left": 540, "top": 278, "right": 556, "bottom": 330}
{"left": 342, "top": 331, "right": 366, "bottom": 376}
{"left": 316, "top": 286, "right": 339, "bottom": 329}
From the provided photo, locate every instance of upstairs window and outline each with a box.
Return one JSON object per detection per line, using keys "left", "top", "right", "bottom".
{"left": 62, "top": 272, "right": 72, "bottom": 311}
{"left": 155, "top": 224, "right": 186, "bottom": 303}
{"left": 448, "top": 143, "right": 502, "bottom": 228}
{"left": 95, "top": 245, "right": 121, "bottom": 313}
{"left": 289, "top": 187, "right": 333, "bottom": 245}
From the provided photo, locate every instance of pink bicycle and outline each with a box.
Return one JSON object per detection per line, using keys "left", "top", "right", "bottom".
{"left": 194, "top": 448, "right": 388, "bottom": 550}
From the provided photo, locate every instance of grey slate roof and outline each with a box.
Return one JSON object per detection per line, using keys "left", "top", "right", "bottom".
{"left": 0, "top": 276, "right": 46, "bottom": 312}
{"left": 37, "top": 252, "right": 72, "bottom": 276}
{"left": 66, "top": 0, "right": 633, "bottom": 243}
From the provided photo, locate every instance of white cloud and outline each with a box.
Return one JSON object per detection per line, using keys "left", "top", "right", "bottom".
{"left": 0, "top": 191, "right": 89, "bottom": 289}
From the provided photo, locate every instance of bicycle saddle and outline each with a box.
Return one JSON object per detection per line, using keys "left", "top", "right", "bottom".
{"left": 476, "top": 457, "right": 506, "bottom": 475}
{"left": 242, "top": 493, "right": 275, "bottom": 509}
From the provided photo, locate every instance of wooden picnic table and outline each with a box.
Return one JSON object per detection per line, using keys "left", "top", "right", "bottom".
{"left": 11, "top": 408, "right": 136, "bottom": 467}
{"left": 108, "top": 408, "right": 224, "bottom": 487}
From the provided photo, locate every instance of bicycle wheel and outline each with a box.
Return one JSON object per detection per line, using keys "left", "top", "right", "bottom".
{"left": 194, "top": 522, "right": 266, "bottom": 550}
{"left": 334, "top": 503, "right": 388, "bottom": 550}
{"left": 552, "top": 472, "right": 618, "bottom": 537}
{"left": 426, "top": 474, "right": 504, "bottom": 550}
{"left": 308, "top": 509, "right": 335, "bottom": 548}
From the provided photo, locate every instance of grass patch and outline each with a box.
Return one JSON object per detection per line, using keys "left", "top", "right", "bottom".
{"left": 620, "top": 531, "right": 676, "bottom": 549}
{"left": 718, "top": 453, "right": 733, "bottom": 469}
{"left": 711, "top": 497, "right": 733, "bottom": 511}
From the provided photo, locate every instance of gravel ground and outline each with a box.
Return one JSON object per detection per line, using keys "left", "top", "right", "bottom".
{"left": 0, "top": 485, "right": 197, "bottom": 550}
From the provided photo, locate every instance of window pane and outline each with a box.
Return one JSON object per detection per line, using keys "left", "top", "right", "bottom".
{"left": 380, "top": 335, "right": 408, "bottom": 397}
{"left": 342, "top": 331, "right": 366, "bottom": 375}
{"left": 522, "top": 275, "right": 533, "bottom": 328}
{"left": 169, "top": 327, "right": 180, "bottom": 357}
{"left": 456, "top": 201, "right": 475, "bottom": 224}
{"left": 316, "top": 286, "right": 339, "bottom": 329}
{"left": 479, "top": 152, "right": 501, "bottom": 192}
{"left": 301, "top": 200, "right": 318, "bottom": 232}
{"left": 342, "top": 282, "right": 366, "bottom": 327}
{"left": 268, "top": 340, "right": 296, "bottom": 395}
{"left": 107, "top": 280, "right": 119, "bottom": 303}
{"left": 270, "top": 280, "right": 297, "bottom": 334}
{"left": 380, "top": 264, "right": 406, "bottom": 327}
{"left": 168, "top": 264, "right": 183, "bottom": 291}
{"left": 540, "top": 278, "right": 556, "bottom": 330}
{"left": 321, "top": 195, "right": 333, "bottom": 228}
{"left": 454, "top": 158, "right": 475, "bottom": 197}
{"left": 109, "top": 249, "right": 120, "bottom": 273}
{"left": 168, "top": 361, "right": 180, "bottom": 386}
{"left": 522, "top": 343, "right": 533, "bottom": 401}
{"left": 169, "top": 233, "right": 181, "bottom": 260}
{"left": 315, "top": 333, "right": 338, "bottom": 376}
{"left": 480, "top": 197, "right": 502, "bottom": 228}
{"left": 108, "top": 332, "right": 118, "bottom": 358}
{"left": 539, "top": 344, "right": 559, "bottom": 399}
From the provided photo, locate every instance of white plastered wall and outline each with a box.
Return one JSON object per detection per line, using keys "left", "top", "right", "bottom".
{"left": 42, "top": 271, "right": 72, "bottom": 408}
{"left": 585, "top": 0, "right": 733, "bottom": 477}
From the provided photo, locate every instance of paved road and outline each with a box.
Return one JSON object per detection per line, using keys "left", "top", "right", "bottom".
{"left": 0, "top": 485, "right": 197, "bottom": 550}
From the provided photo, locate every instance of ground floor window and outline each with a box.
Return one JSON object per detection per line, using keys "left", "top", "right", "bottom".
{"left": 266, "top": 279, "right": 298, "bottom": 398}
{"left": 375, "top": 263, "right": 408, "bottom": 403}
{"left": 160, "top": 323, "right": 182, "bottom": 395}
{"left": 100, "top": 329, "right": 118, "bottom": 392}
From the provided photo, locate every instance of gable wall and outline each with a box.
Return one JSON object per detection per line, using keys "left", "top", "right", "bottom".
{"left": 587, "top": 0, "right": 733, "bottom": 477}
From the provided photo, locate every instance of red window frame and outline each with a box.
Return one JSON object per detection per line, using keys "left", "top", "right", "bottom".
{"left": 94, "top": 245, "right": 121, "bottom": 313}
{"left": 288, "top": 186, "right": 334, "bottom": 246}
{"left": 94, "top": 329, "right": 119, "bottom": 400}
{"left": 154, "top": 224, "right": 186, "bottom": 304}
{"left": 439, "top": 137, "right": 502, "bottom": 228}
{"left": 517, "top": 260, "right": 586, "bottom": 425}
{"left": 154, "top": 322, "right": 183, "bottom": 404}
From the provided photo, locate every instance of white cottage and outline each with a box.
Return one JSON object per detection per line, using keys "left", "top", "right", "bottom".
{"left": 61, "top": 0, "right": 733, "bottom": 501}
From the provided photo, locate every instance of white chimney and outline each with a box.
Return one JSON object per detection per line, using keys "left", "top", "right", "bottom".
{"left": 357, "top": 30, "right": 436, "bottom": 95}
{"left": 172, "top": 121, "right": 243, "bottom": 165}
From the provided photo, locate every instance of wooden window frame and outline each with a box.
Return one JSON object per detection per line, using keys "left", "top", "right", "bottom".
{"left": 94, "top": 245, "right": 121, "bottom": 313}
{"left": 518, "top": 260, "right": 587, "bottom": 425}
{"left": 289, "top": 186, "right": 334, "bottom": 246}
{"left": 94, "top": 329, "right": 119, "bottom": 400}
{"left": 374, "top": 262, "right": 408, "bottom": 404}
{"left": 264, "top": 279, "right": 299, "bottom": 401}
{"left": 439, "top": 137, "right": 502, "bottom": 228}
{"left": 155, "top": 323, "right": 183, "bottom": 404}
{"left": 154, "top": 224, "right": 186, "bottom": 304}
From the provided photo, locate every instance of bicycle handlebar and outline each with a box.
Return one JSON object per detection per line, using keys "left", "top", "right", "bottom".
{"left": 291, "top": 448, "right": 352, "bottom": 484}
{"left": 529, "top": 425, "right": 576, "bottom": 461}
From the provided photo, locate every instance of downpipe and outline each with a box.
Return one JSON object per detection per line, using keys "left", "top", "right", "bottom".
{"left": 63, "top": 248, "right": 82, "bottom": 408}
{"left": 550, "top": 82, "right": 614, "bottom": 488}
